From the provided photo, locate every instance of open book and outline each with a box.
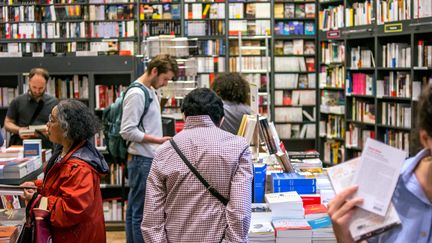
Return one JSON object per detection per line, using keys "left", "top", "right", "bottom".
{"left": 18, "top": 125, "right": 47, "bottom": 137}
{"left": 327, "top": 158, "right": 401, "bottom": 241}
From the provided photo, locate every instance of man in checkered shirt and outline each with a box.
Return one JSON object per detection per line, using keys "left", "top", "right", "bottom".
{"left": 142, "top": 88, "right": 253, "bottom": 243}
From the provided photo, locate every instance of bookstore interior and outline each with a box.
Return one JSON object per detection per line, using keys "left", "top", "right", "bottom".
{"left": 0, "top": 0, "right": 431, "bottom": 242}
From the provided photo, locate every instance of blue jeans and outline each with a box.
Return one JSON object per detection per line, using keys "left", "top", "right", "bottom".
{"left": 126, "top": 155, "right": 153, "bottom": 243}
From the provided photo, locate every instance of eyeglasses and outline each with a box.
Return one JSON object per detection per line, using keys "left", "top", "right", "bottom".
{"left": 48, "top": 114, "right": 56, "bottom": 123}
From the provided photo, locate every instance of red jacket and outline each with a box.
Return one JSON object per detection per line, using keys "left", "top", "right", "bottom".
{"left": 35, "top": 141, "right": 109, "bottom": 243}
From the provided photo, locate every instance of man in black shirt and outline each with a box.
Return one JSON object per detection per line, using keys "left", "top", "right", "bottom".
{"left": 4, "top": 68, "right": 58, "bottom": 147}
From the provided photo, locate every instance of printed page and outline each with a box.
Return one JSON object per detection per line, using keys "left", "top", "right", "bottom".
{"left": 327, "top": 157, "right": 401, "bottom": 241}
{"left": 352, "top": 138, "right": 406, "bottom": 216}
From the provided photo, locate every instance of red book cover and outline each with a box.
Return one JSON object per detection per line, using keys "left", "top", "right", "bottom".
{"left": 300, "top": 194, "right": 321, "bottom": 206}
{"left": 304, "top": 204, "right": 327, "bottom": 215}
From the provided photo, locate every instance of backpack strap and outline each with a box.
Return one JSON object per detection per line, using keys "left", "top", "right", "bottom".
{"left": 123, "top": 82, "right": 153, "bottom": 147}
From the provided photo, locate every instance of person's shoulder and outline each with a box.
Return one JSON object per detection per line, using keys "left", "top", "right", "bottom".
{"left": 43, "top": 94, "right": 58, "bottom": 103}
{"left": 218, "top": 129, "right": 250, "bottom": 149}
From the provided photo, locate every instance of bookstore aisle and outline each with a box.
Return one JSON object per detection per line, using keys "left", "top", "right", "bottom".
{"left": 0, "top": 0, "right": 432, "bottom": 242}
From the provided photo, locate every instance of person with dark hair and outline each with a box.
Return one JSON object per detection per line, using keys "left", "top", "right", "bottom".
{"left": 5, "top": 67, "right": 57, "bottom": 147}
{"left": 212, "top": 72, "right": 252, "bottom": 134}
{"left": 120, "top": 54, "right": 179, "bottom": 243}
{"left": 142, "top": 88, "right": 253, "bottom": 242}
{"left": 328, "top": 86, "right": 432, "bottom": 243}
{"left": 21, "top": 99, "right": 109, "bottom": 243}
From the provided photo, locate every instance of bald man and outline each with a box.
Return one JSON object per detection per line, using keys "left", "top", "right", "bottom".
{"left": 5, "top": 68, "right": 58, "bottom": 147}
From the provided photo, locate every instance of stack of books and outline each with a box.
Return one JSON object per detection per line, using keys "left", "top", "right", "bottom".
{"left": 249, "top": 203, "right": 274, "bottom": 243}
{"left": 272, "top": 218, "right": 312, "bottom": 243}
{"left": 265, "top": 191, "right": 304, "bottom": 220}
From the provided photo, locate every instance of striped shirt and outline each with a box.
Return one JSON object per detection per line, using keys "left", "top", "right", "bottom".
{"left": 142, "top": 115, "right": 253, "bottom": 243}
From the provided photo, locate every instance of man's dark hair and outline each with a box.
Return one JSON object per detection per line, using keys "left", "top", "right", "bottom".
{"left": 211, "top": 72, "right": 250, "bottom": 104}
{"left": 56, "top": 99, "right": 101, "bottom": 142}
{"left": 29, "top": 68, "right": 49, "bottom": 82}
{"left": 181, "top": 88, "right": 224, "bottom": 126}
{"left": 146, "top": 54, "right": 179, "bottom": 81}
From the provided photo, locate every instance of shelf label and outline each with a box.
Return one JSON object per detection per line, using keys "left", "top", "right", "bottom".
{"left": 326, "top": 30, "right": 341, "bottom": 39}
{"left": 384, "top": 23, "right": 403, "bottom": 33}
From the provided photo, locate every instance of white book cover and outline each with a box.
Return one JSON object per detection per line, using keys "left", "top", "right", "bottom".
{"left": 352, "top": 138, "right": 406, "bottom": 216}
{"left": 327, "top": 157, "right": 401, "bottom": 241}
{"left": 265, "top": 191, "right": 302, "bottom": 205}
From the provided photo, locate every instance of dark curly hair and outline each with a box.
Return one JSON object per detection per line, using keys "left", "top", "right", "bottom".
{"left": 181, "top": 88, "right": 224, "bottom": 126}
{"left": 211, "top": 73, "right": 250, "bottom": 104}
{"left": 56, "top": 99, "right": 101, "bottom": 142}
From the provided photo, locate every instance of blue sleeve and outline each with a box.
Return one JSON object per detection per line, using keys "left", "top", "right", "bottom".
{"left": 0, "top": 130, "right": 3, "bottom": 147}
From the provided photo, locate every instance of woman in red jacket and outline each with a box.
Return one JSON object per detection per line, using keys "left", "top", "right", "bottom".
{"left": 22, "top": 99, "right": 109, "bottom": 243}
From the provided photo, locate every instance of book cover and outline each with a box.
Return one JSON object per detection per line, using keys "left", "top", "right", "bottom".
{"left": 304, "top": 21, "right": 315, "bottom": 35}
{"left": 295, "top": 4, "right": 305, "bottom": 18}
{"left": 23, "top": 139, "right": 42, "bottom": 158}
{"left": 284, "top": 3, "right": 295, "bottom": 18}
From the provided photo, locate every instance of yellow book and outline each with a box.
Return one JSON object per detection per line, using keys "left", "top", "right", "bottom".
{"left": 202, "top": 4, "right": 211, "bottom": 18}
{"left": 237, "top": 114, "right": 248, "bottom": 136}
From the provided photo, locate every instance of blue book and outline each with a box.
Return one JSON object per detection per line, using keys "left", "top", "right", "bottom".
{"left": 307, "top": 216, "right": 332, "bottom": 229}
{"left": 272, "top": 173, "right": 316, "bottom": 186}
{"left": 273, "top": 185, "right": 316, "bottom": 194}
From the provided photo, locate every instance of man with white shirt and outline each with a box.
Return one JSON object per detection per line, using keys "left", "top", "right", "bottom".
{"left": 120, "top": 54, "right": 178, "bottom": 243}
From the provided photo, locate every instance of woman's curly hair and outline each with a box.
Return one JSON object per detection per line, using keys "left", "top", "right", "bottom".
{"left": 211, "top": 73, "right": 250, "bottom": 104}
{"left": 56, "top": 99, "right": 101, "bottom": 142}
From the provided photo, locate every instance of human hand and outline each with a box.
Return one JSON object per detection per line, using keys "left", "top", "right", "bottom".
{"left": 18, "top": 127, "right": 33, "bottom": 139}
{"left": 327, "top": 185, "right": 363, "bottom": 243}
{"left": 20, "top": 181, "right": 36, "bottom": 202}
{"left": 159, "top": 136, "right": 172, "bottom": 144}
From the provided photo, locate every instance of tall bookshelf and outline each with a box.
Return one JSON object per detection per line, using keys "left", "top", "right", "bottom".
{"left": 318, "top": 0, "right": 432, "bottom": 165}
{"left": 272, "top": 0, "right": 318, "bottom": 151}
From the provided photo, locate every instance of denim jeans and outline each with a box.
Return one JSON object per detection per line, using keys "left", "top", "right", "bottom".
{"left": 126, "top": 155, "right": 153, "bottom": 243}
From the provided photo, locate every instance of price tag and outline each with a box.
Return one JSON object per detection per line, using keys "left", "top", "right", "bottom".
{"left": 384, "top": 23, "right": 403, "bottom": 33}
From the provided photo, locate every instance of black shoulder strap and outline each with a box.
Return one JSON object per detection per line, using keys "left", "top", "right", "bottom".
{"left": 169, "top": 139, "right": 229, "bottom": 206}
{"left": 28, "top": 100, "right": 44, "bottom": 126}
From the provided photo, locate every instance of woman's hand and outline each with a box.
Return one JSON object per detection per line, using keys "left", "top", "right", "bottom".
{"left": 327, "top": 185, "right": 364, "bottom": 243}
{"left": 20, "top": 181, "right": 36, "bottom": 202}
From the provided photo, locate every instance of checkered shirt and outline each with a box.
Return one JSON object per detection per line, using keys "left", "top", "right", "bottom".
{"left": 142, "top": 115, "right": 253, "bottom": 243}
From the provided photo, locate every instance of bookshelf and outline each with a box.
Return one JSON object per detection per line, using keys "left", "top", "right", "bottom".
{"left": 273, "top": 0, "right": 318, "bottom": 151}
{"left": 0, "top": 75, "right": 19, "bottom": 128}
{"left": 318, "top": 0, "right": 432, "bottom": 165}
{"left": 0, "top": 56, "right": 135, "bottom": 229}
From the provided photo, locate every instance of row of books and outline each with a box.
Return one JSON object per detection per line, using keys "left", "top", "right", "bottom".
{"left": 145, "top": 36, "right": 197, "bottom": 58}
{"left": 45, "top": 75, "right": 90, "bottom": 99}
{"left": 229, "top": 56, "right": 268, "bottom": 72}
{"left": 275, "top": 39, "right": 315, "bottom": 56}
{"left": 320, "top": 90, "right": 345, "bottom": 110}
{"left": 275, "top": 90, "right": 316, "bottom": 106}
{"left": 274, "top": 21, "right": 315, "bottom": 36}
{"left": 0, "top": 87, "right": 17, "bottom": 107}
{"left": 102, "top": 199, "right": 124, "bottom": 221}
{"left": 345, "top": 125, "right": 375, "bottom": 149}
{"left": 95, "top": 84, "right": 126, "bottom": 109}
{"left": 275, "top": 57, "right": 314, "bottom": 72}
{"left": 274, "top": 2, "right": 315, "bottom": 19}
{"left": 377, "top": 0, "right": 411, "bottom": 24}
{"left": 323, "top": 140, "right": 344, "bottom": 165}
{"left": 384, "top": 129, "right": 410, "bottom": 153}
{"left": 319, "top": 65, "right": 345, "bottom": 88}
{"left": 275, "top": 107, "right": 313, "bottom": 123}
{"left": 142, "top": 21, "right": 180, "bottom": 36}
{"left": 229, "top": 40, "right": 264, "bottom": 56}
{"left": 184, "top": 20, "right": 224, "bottom": 36}
{"left": 275, "top": 73, "right": 316, "bottom": 89}
{"left": 380, "top": 102, "right": 412, "bottom": 128}
{"left": 89, "top": 5, "right": 135, "bottom": 21}
{"left": 351, "top": 98, "right": 376, "bottom": 124}
{"left": 140, "top": 4, "right": 180, "bottom": 20}
{"left": 351, "top": 46, "right": 375, "bottom": 68}
{"left": 320, "top": 41, "right": 344, "bottom": 65}
{"left": 228, "top": 2, "right": 270, "bottom": 19}
{"left": 228, "top": 19, "right": 270, "bottom": 36}
{"left": 319, "top": 5, "right": 345, "bottom": 31}
{"left": 417, "top": 40, "right": 432, "bottom": 67}
{"left": 376, "top": 72, "right": 411, "bottom": 98}
{"left": 382, "top": 43, "right": 411, "bottom": 68}
{"left": 0, "top": 40, "right": 135, "bottom": 56}
{"left": 321, "top": 115, "right": 344, "bottom": 139}
{"left": 198, "top": 39, "right": 224, "bottom": 56}
{"left": 243, "top": 73, "right": 267, "bottom": 91}
{"left": 184, "top": 3, "right": 224, "bottom": 20}
{"left": 345, "top": 0, "right": 374, "bottom": 27}
{"left": 1, "top": 21, "right": 135, "bottom": 39}
{"left": 196, "top": 56, "right": 225, "bottom": 73}
{"left": 346, "top": 72, "right": 373, "bottom": 96}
